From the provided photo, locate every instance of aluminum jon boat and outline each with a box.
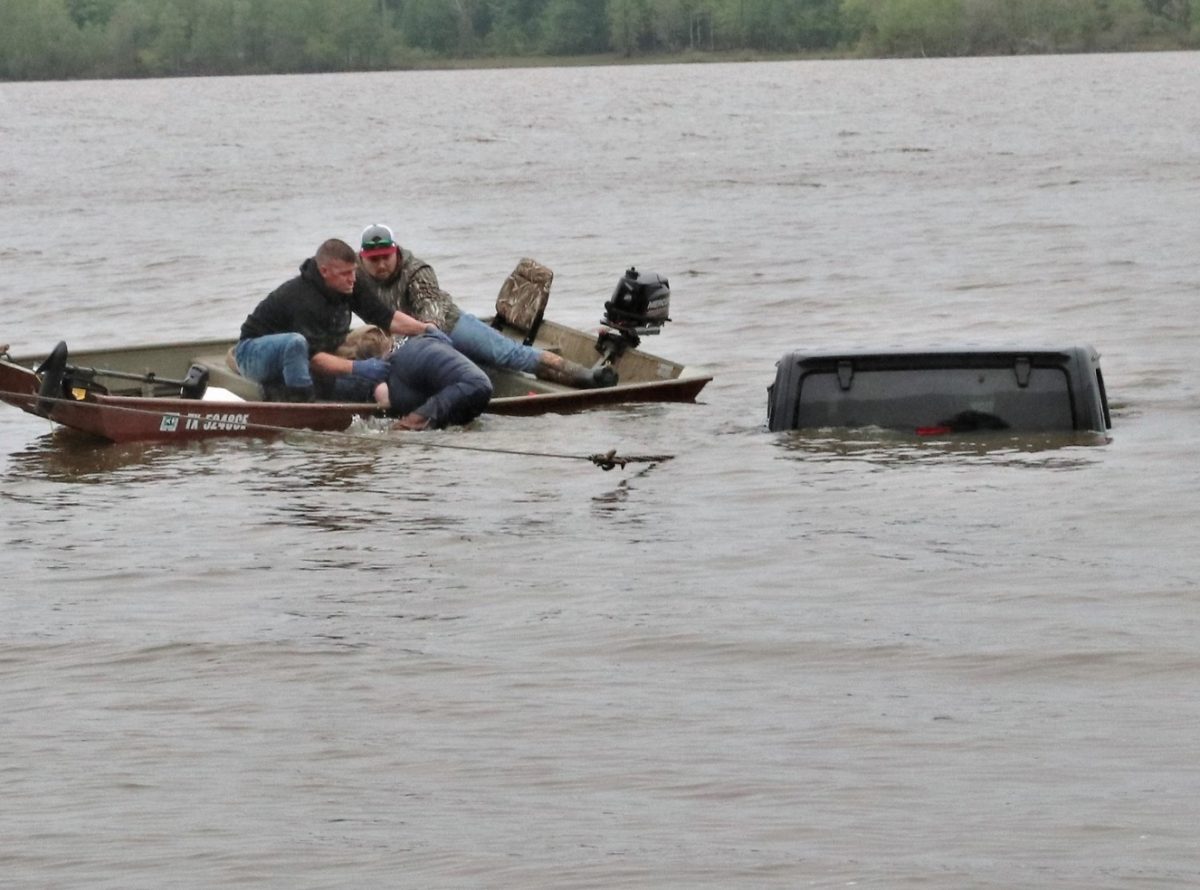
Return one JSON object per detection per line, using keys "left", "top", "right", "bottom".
{"left": 0, "top": 266, "right": 711, "bottom": 444}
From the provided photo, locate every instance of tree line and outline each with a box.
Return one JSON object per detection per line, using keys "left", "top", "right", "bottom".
{"left": 3, "top": 0, "right": 1197, "bottom": 81}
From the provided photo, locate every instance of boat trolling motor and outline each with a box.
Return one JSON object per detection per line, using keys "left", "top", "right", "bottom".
{"left": 33, "top": 340, "right": 210, "bottom": 415}
{"left": 596, "top": 267, "right": 672, "bottom": 363}
{"left": 66, "top": 361, "right": 211, "bottom": 400}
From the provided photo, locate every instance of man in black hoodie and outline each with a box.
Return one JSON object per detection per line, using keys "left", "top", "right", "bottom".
{"left": 235, "top": 238, "right": 492, "bottom": 429}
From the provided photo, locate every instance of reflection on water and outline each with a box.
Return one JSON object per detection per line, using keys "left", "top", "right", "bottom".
{"left": 590, "top": 462, "right": 664, "bottom": 514}
{"left": 770, "top": 426, "right": 1110, "bottom": 468}
{"left": 3, "top": 418, "right": 431, "bottom": 489}
{"left": 3, "top": 429, "right": 193, "bottom": 483}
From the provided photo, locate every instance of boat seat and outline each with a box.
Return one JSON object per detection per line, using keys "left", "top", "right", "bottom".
{"left": 191, "top": 348, "right": 263, "bottom": 400}
{"left": 490, "top": 257, "right": 552, "bottom": 345}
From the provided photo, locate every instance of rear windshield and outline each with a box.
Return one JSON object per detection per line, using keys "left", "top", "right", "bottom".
{"left": 796, "top": 366, "right": 1074, "bottom": 432}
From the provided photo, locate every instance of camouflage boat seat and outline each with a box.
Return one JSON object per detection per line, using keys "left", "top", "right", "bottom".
{"left": 491, "top": 257, "right": 553, "bottom": 345}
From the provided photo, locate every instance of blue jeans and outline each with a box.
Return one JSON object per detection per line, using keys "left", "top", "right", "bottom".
{"left": 235, "top": 334, "right": 379, "bottom": 401}
{"left": 234, "top": 333, "right": 312, "bottom": 388}
{"left": 387, "top": 332, "right": 493, "bottom": 427}
{"left": 449, "top": 312, "right": 541, "bottom": 373}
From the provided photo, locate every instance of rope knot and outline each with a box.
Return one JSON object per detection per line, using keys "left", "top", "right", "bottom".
{"left": 590, "top": 449, "right": 627, "bottom": 471}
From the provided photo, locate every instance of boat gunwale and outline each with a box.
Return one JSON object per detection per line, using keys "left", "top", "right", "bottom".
{"left": 0, "top": 324, "right": 711, "bottom": 443}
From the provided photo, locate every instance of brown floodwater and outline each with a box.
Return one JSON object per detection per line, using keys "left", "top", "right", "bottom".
{"left": 1, "top": 53, "right": 1198, "bottom": 887}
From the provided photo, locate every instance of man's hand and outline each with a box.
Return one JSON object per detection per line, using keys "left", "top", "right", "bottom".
{"left": 423, "top": 326, "right": 453, "bottom": 345}
{"left": 351, "top": 358, "right": 390, "bottom": 382}
{"left": 390, "top": 310, "right": 429, "bottom": 337}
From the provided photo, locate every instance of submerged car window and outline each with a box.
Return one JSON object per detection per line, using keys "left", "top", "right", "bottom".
{"left": 796, "top": 366, "right": 1074, "bottom": 431}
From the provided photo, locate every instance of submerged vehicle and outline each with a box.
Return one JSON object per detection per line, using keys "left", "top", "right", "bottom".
{"left": 0, "top": 265, "right": 710, "bottom": 444}
{"left": 767, "top": 346, "right": 1111, "bottom": 435}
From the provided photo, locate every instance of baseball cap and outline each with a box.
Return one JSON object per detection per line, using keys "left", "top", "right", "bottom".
{"left": 360, "top": 224, "right": 398, "bottom": 258}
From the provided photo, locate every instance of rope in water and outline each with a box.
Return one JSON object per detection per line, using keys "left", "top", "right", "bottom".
{"left": 0, "top": 386, "right": 674, "bottom": 471}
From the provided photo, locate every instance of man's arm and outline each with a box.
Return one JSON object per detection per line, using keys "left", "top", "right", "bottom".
{"left": 310, "top": 352, "right": 357, "bottom": 376}
{"left": 350, "top": 277, "right": 432, "bottom": 337}
{"left": 311, "top": 352, "right": 392, "bottom": 382}
{"left": 389, "top": 310, "right": 433, "bottom": 338}
{"left": 406, "top": 265, "right": 456, "bottom": 331}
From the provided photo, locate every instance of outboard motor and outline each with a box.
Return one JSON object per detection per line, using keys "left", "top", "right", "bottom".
{"left": 597, "top": 267, "right": 672, "bottom": 363}
{"left": 35, "top": 340, "right": 70, "bottom": 417}
{"left": 602, "top": 267, "right": 671, "bottom": 336}
{"left": 179, "top": 364, "right": 210, "bottom": 400}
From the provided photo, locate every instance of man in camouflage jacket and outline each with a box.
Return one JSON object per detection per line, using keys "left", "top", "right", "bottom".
{"left": 356, "top": 224, "right": 615, "bottom": 389}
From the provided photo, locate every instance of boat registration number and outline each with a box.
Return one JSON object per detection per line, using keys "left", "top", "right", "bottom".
{"left": 160, "top": 412, "right": 250, "bottom": 433}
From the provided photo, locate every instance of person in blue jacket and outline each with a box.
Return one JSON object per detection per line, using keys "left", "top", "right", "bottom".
{"left": 235, "top": 238, "right": 491, "bottom": 429}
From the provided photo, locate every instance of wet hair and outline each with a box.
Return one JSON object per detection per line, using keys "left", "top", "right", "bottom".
{"left": 315, "top": 238, "right": 357, "bottom": 266}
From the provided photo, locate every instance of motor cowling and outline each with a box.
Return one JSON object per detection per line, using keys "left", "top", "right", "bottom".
{"left": 602, "top": 267, "right": 671, "bottom": 335}
{"left": 180, "top": 364, "right": 210, "bottom": 400}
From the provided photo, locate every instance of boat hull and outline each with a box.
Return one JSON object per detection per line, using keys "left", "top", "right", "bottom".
{"left": 0, "top": 360, "right": 383, "bottom": 443}
{"left": 0, "top": 322, "right": 710, "bottom": 443}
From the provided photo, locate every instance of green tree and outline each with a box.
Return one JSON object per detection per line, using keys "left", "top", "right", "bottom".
{"left": 540, "top": 0, "right": 609, "bottom": 52}
{"left": 485, "top": 0, "right": 549, "bottom": 53}
{"left": 66, "top": 0, "right": 121, "bottom": 28}
{"left": 399, "top": 0, "right": 461, "bottom": 52}
{"left": 102, "top": 0, "right": 159, "bottom": 75}
{"left": 793, "top": 0, "right": 846, "bottom": 47}
{"left": 608, "top": 0, "right": 653, "bottom": 54}
{"left": 1029, "top": 0, "right": 1105, "bottom": 50}
{"left": 639, "top": 0, "right": 718, "bottom": 51}
{"left": 326, "top": 0, "right": 396, "bottom": 67}
{"left": 189, "top": 0, "right": 249, "bottom": 72}
{"left": 149, "top": 0, "right": 191, "bottom": 75}
{"left": 0, "top": 0, "right": 87, "bottom": 78}
{"left": 1099, "top": 0, "right": 1156, "bottom": 47}
{"left": 868, "top": 0, "right": 968, "bottom": 54}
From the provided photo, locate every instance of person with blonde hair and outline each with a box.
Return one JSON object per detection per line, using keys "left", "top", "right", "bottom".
{"left": 235, "top": 238, "right": 491, "bottom": 428}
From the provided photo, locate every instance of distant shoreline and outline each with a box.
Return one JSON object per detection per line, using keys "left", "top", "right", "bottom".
{"left": 5, "top": 0, "right": 1195, "bottom": 83}
{"left": 381, "top": 45, "right": 1194, "bottom": 73}
{"left": 6, "top": 46, "right": 1195, "bottom": 84}
{"left": 388, "top": 49, "right": 853, "bottom": 71}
